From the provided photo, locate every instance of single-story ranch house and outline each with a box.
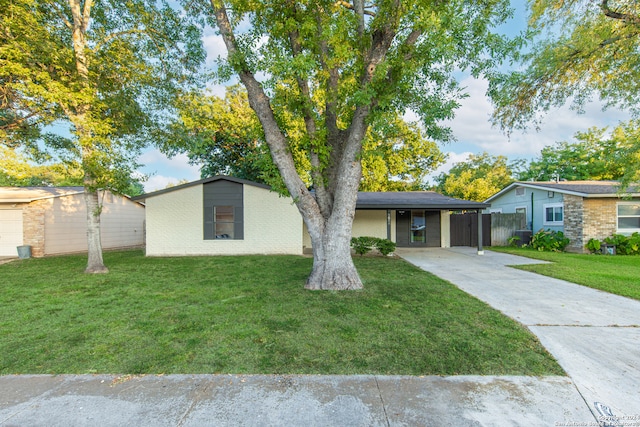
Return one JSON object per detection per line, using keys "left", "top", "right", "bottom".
{"left": 485, "top": 180, "right": 640, "bottom": 252}
{"left": 0, "top": 187, "right": 145, "bottom": 257}
{"left": 133, "top": 176, "right": 490, "bottom": 256}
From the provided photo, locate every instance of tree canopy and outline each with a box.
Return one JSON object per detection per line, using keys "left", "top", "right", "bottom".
{"left": 1, "top": 0, "right": 204, "bottom": 271}
{"left": 434, "top": 152, "right": 519, "bottom": 202}
{"left": 519, "top": 122, "right": 638, "bottom": 182}
{"left": 169, "top": 86, "right": 445, "bottom": 191}
{"left": 490, "top": 0, "right": 640, "bottom": 130}
{"left": 192, "top": 0, "right": 516, "bottom": 289}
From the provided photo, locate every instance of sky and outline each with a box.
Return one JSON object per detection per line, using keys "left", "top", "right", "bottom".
{"left": 137, "top": 1, "right": 630, "bottom": 192}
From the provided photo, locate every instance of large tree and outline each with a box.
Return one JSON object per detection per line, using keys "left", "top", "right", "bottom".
{"left": 519, "top": 123, "right": 638, "bottom": 182}
{"left": 194, "top": 0, "right": 515, "bottom": 290}
{"left": 434, "top": 152, "right": 519, "bottom": 202}
{"left": 490, "top": 0, "right": 640, "bottom": 128}
{"left": 1, "top": 0, "right": 203, "bottom": 272}
{"left": 169, "top": 86, "right": 445, "bottom": 191}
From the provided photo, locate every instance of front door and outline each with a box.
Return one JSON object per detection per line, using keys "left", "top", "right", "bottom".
{"left": 395, "top": 210, "right": 441, "bottom": 247}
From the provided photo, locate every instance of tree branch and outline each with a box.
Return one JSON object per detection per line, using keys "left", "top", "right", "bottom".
{"left": 210, "top": 0, "right": 321, "bottom": 220}
{"left": 288, "top": 24, "right": 331, "bottom": 217}
{"left": 600, "top": 0, "right": 640, "bottom": 25}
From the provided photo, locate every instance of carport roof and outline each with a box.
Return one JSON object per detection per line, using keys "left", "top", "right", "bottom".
{"left": 0, "top": 186, "right": 84, "bottom": 203}
{"left": 356, "top": 191, "right": 489, "bottom": 210}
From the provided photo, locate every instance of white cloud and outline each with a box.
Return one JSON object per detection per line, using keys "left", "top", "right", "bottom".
{"left": 203, "top": 33, "right": 227, "bottom": 66}
{"left": 137, "top": 150, "right": 201, "bottom": 192}
{"left": 443, "top": 76, "right": 631, "bottom": 160}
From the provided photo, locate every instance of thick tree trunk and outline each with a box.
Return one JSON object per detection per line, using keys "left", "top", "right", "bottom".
{"left": 305, "top": 211, "right": 362, "bottom": 290}
{"left": 84, "top": 187, "right": 108, "bottom": 274}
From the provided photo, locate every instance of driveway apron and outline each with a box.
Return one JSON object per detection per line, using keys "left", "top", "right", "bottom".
{"left": 396, "top": 247, "right": 640, "bottom": 420}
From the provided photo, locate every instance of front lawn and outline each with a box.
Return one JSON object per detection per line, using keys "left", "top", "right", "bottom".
{"left": 0, "top": 250, "right": 562, "bottom": 376}
{"left": 490, "top": 247, "right": 640, "bottom": 301}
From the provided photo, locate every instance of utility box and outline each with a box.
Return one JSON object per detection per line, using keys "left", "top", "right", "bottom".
{"left": 514, "top": 230, "right": 532, "bottom": 247}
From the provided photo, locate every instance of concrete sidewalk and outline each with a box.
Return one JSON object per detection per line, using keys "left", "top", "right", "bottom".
{"left": 1, "top": 374, "right": 591, "bottom": 426}
{"left": 396, "top": 247, "right": 640, "bottom": 421}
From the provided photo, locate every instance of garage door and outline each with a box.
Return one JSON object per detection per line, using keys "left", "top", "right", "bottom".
{"left": 0, "top": 210, "right": 23, "bottom": 256}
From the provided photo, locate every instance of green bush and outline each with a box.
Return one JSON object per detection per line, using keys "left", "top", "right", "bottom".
{"left": 529, "top": 229, "right": 570, "bottom": 252}
{"left": 350, "top": 236, "right": 396, "bottom": 256}
{"left": 585, "top": 238, "right": 602, "bottom": 254}
{"left": 376, "top": 238, "right": 397, "bottom": 256}
{"left": 604, "top": 233, "right": 640, "bottom": 255}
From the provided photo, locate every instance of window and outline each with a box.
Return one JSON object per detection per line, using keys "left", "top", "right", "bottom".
{"left": 203, "top": 180, "right": 244, "bottom": 240}
{"left": 618, "top": 202, "right": 640, "bottom": 233}
{"left": 515, "top": 187, "right": 525, "bottom": 197}
{"left": 214, "top": 206, "right": 234, "bottom": 239}
{"left": 543, "top": 203, "right": 563, "bottom": 225}
{"left": 411, "top": 210, "right": 426, "bottom": 243}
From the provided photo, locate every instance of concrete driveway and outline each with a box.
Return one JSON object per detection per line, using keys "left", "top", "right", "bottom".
{"left": 396, "top": 247, "right": 640, "bottom": 421}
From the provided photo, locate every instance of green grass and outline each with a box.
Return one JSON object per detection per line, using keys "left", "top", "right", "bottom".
{"left": 490, "top": 247, "right": 640, "bottom": 301}
{"left": 0, "top": 250, "right": 562, "bottom": 376}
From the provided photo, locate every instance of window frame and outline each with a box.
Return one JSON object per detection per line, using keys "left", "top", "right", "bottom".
{"left": 617, "top": 201, "right": 640, "bottom": 233}
{"left": 543, "top": 203, "right": 564, "bottom": 226}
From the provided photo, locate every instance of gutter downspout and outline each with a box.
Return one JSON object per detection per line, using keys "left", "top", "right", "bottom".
{"left": 531, "top": 192, "right": 534, "bottom": 232}
{"left": 477, "top": 209, "right": 484, "bottom": 255}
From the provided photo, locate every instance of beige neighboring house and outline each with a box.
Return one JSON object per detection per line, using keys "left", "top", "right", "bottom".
{"left": 134, "top": 176, "right": 489, "bottom": 257}
{"left": 0, "top": 187, "right": 145, "bottom": 257}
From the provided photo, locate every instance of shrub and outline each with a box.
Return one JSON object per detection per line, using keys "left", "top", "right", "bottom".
{"left": 507, "top": 235, "right": 521, "bottom": 247}
{"left": 585, "top": 238, "right": 602, "bottom": 254}
{"left": 376, "top": 238, "right": 397, "bottom": 256}
{"left": 350, "top": 236, "right": 379, "bottom": 256}
{"left": 529, "top": 229, "right": 570, "bottom": 252}
{"left": 350, "top": 236, "right": 396, "bottom": 256}
{"left": 604, "top": 233, "right": 640, "bottom": 255}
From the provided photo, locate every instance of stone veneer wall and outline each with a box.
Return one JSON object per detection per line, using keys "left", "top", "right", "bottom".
{"left": 563, "top": 194, "right": 584, "bottom": 252}
{"left": 564, "top": 195, "right": 618, "bottom": 253}
{"left": 22, "top": 199, "right": 49, "bottom": 257}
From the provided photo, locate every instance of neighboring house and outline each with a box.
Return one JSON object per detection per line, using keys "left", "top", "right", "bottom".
{"left": 134, "top": 176, "right": 489, "bottom": 257}
{"left": 0, "top": 187, "right": 145, "bottom": 257}
{"left": 485, "top": 181, "right": 640, "bottom": 252}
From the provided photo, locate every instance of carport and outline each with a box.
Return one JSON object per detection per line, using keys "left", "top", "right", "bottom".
{"left": 355, "top": 192, "right": 490, "bottom": 254}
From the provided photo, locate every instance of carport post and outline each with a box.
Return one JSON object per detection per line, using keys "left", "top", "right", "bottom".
{"left": 477, "top": 209, "right": 484, "bottom": 255}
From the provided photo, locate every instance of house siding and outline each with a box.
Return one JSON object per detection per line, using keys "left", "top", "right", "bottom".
{"left": 43, "top": 192, "right": 144, "bottom": 255}
{"left": 145, "top": 183, "right": 302, "bottom": 256}
{"left": 302, "top": 210, "right": 398, "bottom": 253}
{"left": 563, "top": 195, "right": 584, "bottom": 252}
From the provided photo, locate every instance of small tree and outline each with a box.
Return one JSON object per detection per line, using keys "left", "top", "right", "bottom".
{"left": 1, "top": 0, "right": 203, "bottom": 272}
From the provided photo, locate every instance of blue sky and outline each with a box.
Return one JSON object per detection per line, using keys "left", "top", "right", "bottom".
{"left": 138, "top": 0, "right": 630, "bottom": 192}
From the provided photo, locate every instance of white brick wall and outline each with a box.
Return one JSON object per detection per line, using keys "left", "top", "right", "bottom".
{"left": 145, "top": 183, "right": 303, "bottom": 256}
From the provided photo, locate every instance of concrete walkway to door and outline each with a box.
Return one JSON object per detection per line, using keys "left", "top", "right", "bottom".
{"left": 396, "top": 247, "right": 640, "bottom": 420}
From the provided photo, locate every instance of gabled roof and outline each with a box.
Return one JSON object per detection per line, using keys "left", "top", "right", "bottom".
{"left": 485, "top": 180, "right": 640, "bottom": 202}
{"left": 0, "top": 186, "right": 84, "bottom": 203}
{"left": 356, "top": 191, "right": 489, "bottom": 210}
{"left": 132, "top": 175, "right": 271, "bottom": 202}
{"left": 134, "top": 176, "right": 488, "bottom": 210}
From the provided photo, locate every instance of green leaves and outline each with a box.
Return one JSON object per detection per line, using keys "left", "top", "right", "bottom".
{"left": 491, "top": 0, "right": 640, "bottom": 130}
{"left": 435, "top": 152, "right": 518, "bottom": 202}
{"left": 519, "top": 120, "right": 640, "bottom": 187}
